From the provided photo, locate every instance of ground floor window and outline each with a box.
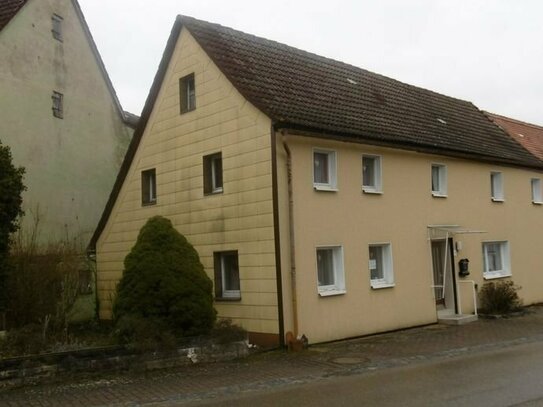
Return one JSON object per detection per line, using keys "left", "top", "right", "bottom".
{"left": 483, "top": 241, "right": 511, "bottom": 279}
{"left": 316, "top": 246, "right": 345, "bottom": 296}
{"left": 368, "top": 243, "right": 394, "bottom": 288}
{"left": 214, "top": 251, "right": 240, "bottom": 299}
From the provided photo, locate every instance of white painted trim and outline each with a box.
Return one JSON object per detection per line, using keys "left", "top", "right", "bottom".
{"left": 313, "top": 148, "right": 338, "bottom": 190}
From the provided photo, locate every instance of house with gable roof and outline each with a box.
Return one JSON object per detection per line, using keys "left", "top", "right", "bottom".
{"left": 0, "top": 0, "right": 135, "bottom": 247}
{"left": 91, "top": 16, "right": 543, "bottom": 346}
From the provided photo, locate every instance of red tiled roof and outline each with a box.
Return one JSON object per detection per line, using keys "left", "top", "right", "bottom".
{"left": 0, "top": 0, "right": 27, "bottom": 31}
{"left": 486, "top": 113, "right": 543, "bottom": 161}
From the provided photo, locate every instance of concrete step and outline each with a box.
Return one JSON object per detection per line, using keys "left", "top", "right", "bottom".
{"left": 438, "top": 314, "right": 478, "bottom": 325}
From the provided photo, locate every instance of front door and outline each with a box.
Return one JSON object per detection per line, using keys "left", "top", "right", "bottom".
{"left": 431, "top": 239, "right": 457, "bottom": 312}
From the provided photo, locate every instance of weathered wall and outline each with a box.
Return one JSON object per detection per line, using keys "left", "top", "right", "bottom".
{"left": 96, "top": 28, "right": 278, "bottom": 338}
{"left": 0, "top": 0, "right": 132, "bottom": 247}
{"left": 282, "top": 134, "right": 543, "bottom": 343}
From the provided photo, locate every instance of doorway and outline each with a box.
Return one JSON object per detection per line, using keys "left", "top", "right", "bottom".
{"left": 431, "top": 238, "right": 457, "bottom": 314}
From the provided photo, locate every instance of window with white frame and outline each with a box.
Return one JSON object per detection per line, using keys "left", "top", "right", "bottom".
{"left": 313, "top": 149, "right": 337, "bottom": 190}
{"left": 213, "top": 251, "right": 240, "bottom": 299}
{"left": 316, "top": 246, "right": 345, "bottom": 295}
{"left": 368, "top": 244, "right": 394, "bottom": 288}
{"left": 491, "top": 172, "right": 504, "bottom": 201}
{"left": 483, "top": 241, "right": 511, "bottom": 279}
{"left": 203, "top": 152, "right": 223, "bottom": 194}
{"left": 141, "top": 168, "right": 157, "bottom": 205}
{"left": 531, "top": 178, "right": 542, "bottom": 204}
{"left": 431, "top": 164, "right": 447, "bottom": 197}
{"left": 362, "top": 155, "right": 382, "bottom": 193}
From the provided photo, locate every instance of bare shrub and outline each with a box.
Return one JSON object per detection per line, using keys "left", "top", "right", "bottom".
{"left": 479, "top": 280, "right": 522, "bottom": 315}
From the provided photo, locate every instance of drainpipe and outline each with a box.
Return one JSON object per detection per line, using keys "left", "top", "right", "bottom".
{"left": 271, "top": 125, "right": 285, "bottom": 346}
{"left": 281, "top": 130, "right": 299, "bottom": 337}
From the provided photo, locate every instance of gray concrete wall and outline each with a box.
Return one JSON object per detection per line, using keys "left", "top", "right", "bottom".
{"left": 0, "top": 0, "right": 132, "bottom": 248}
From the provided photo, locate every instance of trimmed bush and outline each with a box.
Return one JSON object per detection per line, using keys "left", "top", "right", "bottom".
{"left": 479, "top": 280, "right": 522, "bottom": 315}
{"left": 113, "top": 216, "right": 216, "bottom": 344}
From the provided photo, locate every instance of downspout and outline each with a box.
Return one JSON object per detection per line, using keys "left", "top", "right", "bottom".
{"left": 281, "top": 130, "right": 299, "bottom": 337}
{"left": 270, "top": 124, "right": 285, "bottom": 346}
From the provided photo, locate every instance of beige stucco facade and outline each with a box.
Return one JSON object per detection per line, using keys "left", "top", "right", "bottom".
{"left": 278, "top": 134, "right": 543, "bottom": 343}
{"left": 0, "top": 0, "right": 132, "bottom": 247}
{"left": 96, "top": 28, "right": 279, "bottom": 338}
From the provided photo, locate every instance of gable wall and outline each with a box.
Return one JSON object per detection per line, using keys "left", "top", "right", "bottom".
{"left": 96, "top": 28, "right": 278, "bottom": 337}
{"left": 0, "top": 0, "right": 132, "bottom": 247}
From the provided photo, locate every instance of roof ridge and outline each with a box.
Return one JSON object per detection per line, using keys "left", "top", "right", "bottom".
{"left": 177, "top": 14, "right": 476, "bottom": 108}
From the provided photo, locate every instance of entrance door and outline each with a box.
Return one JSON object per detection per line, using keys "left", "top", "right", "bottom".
{"left": 431, "top": 239, "right": 457, "bottom": 312}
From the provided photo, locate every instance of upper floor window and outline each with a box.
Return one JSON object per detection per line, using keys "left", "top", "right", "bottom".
{"left": 431, "top": 164, "right": 447, "bottom": 197}
{"left": 491, "top": 171, "right": 504, "bottom": 201}
{"left": 141, "top": 168, "right": 157, "bottom": 205}
{"left": 52, "top": 14, "right": 63, "bottom": 41}
{"left": 482, "top": 241, "right": 511, "bottom": 279}
{"left": 214, "top": 251, "right": 240, "bottom": 300}
{"left": 203, "top": 152, "right": 223, "bottom": 194}
{"left": 362, "top": 155, "right": 382, "bottom": 193}
{"left": 179, "top": 73, "right": 195, "bottom": 113}
{"left": 369, "top": 243, "right": 394, "bottom": 289}
{"left": 531, "top": 178, "right": 542, "bottom": 204}
{"left": 316, "top": 246, "right": 345, "bottom": 296}
{"left": 52, "top": 91, "right": 63, "bottom": 119}
{"left": 313, "top": 149, "right": 337, "bottom": 191}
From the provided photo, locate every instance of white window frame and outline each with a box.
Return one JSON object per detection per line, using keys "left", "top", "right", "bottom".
{"left": 362, "top": 154, "right": 383, "bottom": 193}
{"left": 316, "top": 245, "right": 345, "bottom": 296}
{"left": 531, "top": 178, "right": 542, "bottom": 204}
{"left": 431, "top": 164, "right": 447, "bottom": 197}
{"left": 313, "top": 148, "right": 337, "bottom": 191}
{"left": 220, "top": 253, "right": 240, "bottom": 298}
{"left": 482, "top": 241, "right": 511, "bottom": 279}
{"left": 491, "top": 171, "right": 504, "bottom": 202}
{"left": 368, "top": 243, "right": 395, "bottom": 289}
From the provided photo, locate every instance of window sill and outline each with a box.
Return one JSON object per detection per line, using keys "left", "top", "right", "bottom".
{"left": 483, "top": 273, "right": 512, "bottom": 280}
{"left": 314, "top": 185, "right": 338, "bottom": 192}
{"left": 362, "top": 188, "right": 383, "bottom": 195}
{"left": 214, "top": 296, "right": 241, "bottom": 302}
{"left": 532, "top": 201, "right": 543, "bottom": 205}
{"left": 318, "top": 289, "right": 346, "bottom": 297}
{"left": 491, "top": 198, "right": 505, "bottom": 203}
{"left": 204, "top": 190, "right": 223, "bottom": 196}
{"left": 371, "top": 283, "right": 395, "bottom": 290}
{"left": 142, "top": 201, "right": 157, "bottom": 207}
{"left": 432, "top": 192, "right": 447, "bottom": 198}
{"left": 180, "top": 107, "right": 196, "bottom": 114}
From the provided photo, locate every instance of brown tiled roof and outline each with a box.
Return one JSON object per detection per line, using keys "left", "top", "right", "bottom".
{"left": 89, "top": 15, "right": 543, "bottom": 250}
{"left": 485, "top": 112, "right": 543, "bottom": 161}
{"left": 180, "top": 16, "right": 542, "bottom": 168}
{"left": 0, "top": 0, "right": 28, "bottom": 31}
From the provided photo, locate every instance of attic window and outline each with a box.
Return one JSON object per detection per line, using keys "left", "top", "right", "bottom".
{"left": 437, "top": 118, "right": 447, "bottom": 125}
{"left": 52, "top": 14, "right": 63, "bottom": 41}
{"left": 179, "top": 73, "right": 196, "bottom": 113}
{"left": 347, "top": 78, "right": 358, "bottom": 85}
{"left": 518, "top": 133, "right": 525, "bottom": 138}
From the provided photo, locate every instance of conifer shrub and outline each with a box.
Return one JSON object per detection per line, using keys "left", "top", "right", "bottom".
{"left": 479, "top": 280, "right": 522, "bottom": 315}
{"left": 113, "top": 216, "right": 216, "bottom": 345}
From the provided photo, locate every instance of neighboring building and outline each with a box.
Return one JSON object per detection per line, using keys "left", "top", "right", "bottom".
{"left": 486, "top": 112, "right": 543, "bottom": 161}
{"left": 0, "top": 0, "right": 135, "bottom": 248}
{"left": 91, "top": 16, "right": 543, "bottom": 346}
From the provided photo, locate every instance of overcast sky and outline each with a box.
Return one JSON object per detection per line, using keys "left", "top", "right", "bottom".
{"left": 78, "top": 0, "right": 542, "bottom": 125}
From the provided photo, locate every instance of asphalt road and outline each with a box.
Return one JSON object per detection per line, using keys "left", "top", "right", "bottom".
{"left": 186, "top": 340, "right": 543, "bottom": 407}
